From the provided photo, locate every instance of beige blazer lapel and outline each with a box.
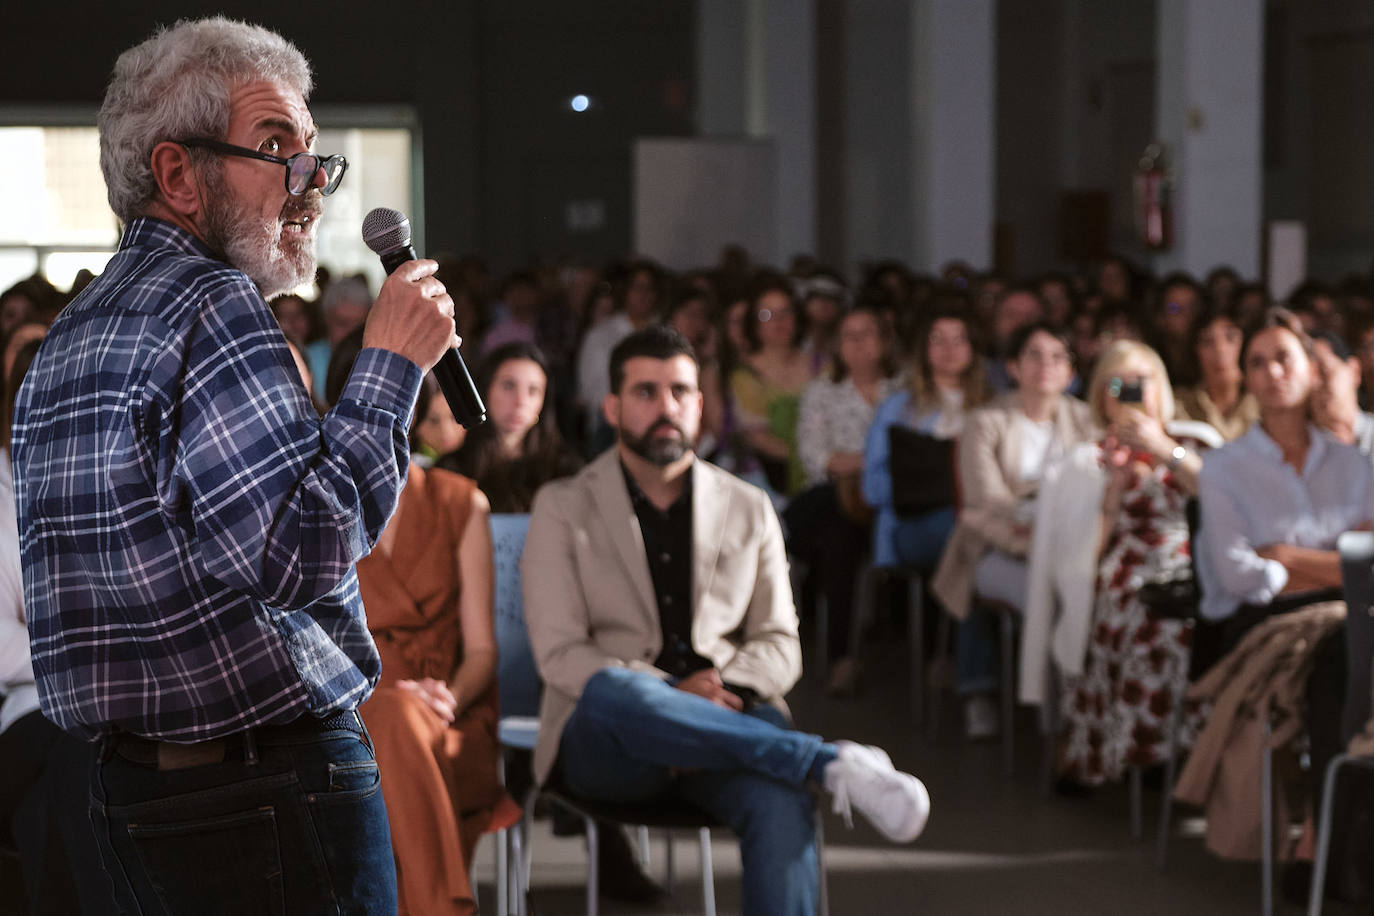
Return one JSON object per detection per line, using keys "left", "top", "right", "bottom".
{"left": 1000, "top": 406, "right": 1026, "bottom": 494}
{"left": 587, "top": 451, "right": 659, "bottom": 628}
{"left": 690, "top": 460, "right": 730, "bottom": 611}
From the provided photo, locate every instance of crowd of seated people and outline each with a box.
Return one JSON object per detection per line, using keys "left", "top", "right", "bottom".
{"left": 7, "top": 245, "right": 1374, "bottom": 911}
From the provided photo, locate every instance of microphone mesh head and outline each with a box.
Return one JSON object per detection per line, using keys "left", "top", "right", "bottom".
{"left": 362, "top": 207, "right": 412, "bottom": 254}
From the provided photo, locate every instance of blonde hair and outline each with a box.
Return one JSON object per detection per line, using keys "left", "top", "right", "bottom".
{"left": 1087, "top": 339, "right": 1175, "bottom": 425}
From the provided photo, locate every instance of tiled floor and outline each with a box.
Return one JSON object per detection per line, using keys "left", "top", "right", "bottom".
{"left": 473, "top": 626, "right": 1369, "bottom": 916}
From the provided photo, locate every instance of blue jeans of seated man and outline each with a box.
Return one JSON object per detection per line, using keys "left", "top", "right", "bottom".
{"left": 559, "top": 668, "right": 824, "bottom": 916}
{"left": 89, "top": 712, "right": 396, "bottom": 916}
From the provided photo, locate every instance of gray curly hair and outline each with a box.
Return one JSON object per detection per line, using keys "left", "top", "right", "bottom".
{"left": 98, "top": 17, "right": 312, "bottom": 222}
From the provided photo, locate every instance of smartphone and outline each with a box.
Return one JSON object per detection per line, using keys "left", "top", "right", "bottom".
{"left": 1111, "top": 377, "right": 1144, "bottom": 405}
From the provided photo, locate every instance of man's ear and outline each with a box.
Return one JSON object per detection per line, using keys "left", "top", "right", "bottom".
{"left": 1349, "top": 356, "right": 1362, "bottom": 388}
{"left": 148, "top": 141, "right": 203, "bottom": 221}
{"left": 602, "top": 392, "right": 620, "bottom": 430}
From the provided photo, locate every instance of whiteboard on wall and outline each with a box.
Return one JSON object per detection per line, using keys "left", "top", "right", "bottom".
{"left": 633, "top": 138, "right": 775, "bottom": 271}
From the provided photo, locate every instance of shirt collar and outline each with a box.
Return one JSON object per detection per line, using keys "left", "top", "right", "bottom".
{"left": 620, "top": 459, "right": 694, "bottom": 514}
{"left": 1247, "top": 421, "right": 1329, "bottom": 475}
{"left": 120, "top": 216, "right": 220, "bottom": 262}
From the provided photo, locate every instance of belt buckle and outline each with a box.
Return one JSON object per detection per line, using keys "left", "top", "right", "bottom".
{"left": 157, "top": 739, "right": 226, "bottom": 770}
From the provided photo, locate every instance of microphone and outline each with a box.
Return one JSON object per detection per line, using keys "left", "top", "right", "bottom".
{"left": 362, "top": 207, "right": 486, "bottom": 429}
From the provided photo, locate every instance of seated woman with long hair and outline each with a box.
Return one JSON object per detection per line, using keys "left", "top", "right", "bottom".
{"left": 1173, "top": 300, "right": 1259, "bottom": 442}
{"left": 439, "top": 342, "right": 581, "bottom": 513}
{"left": 864, "top": 298, "right": 989, "bottom": 572}
{"left": 1029, "top": 340, "right": 1220, "bottom": 788}
{"left": 324, "top": 338, "right": 516, "bottom": 916}
{"left": 932, "top": 321, "right": 1097, "bottom": 739}
{"left": 785, "top": 305, "right": 902, "bottom": 693}
{"left": 730, "top": 273, "right": 822, "bottom": 497}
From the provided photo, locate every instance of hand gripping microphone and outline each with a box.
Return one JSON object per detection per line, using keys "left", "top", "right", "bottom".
{"left": 362, "top": 207, "right": 486, "bottom": 429}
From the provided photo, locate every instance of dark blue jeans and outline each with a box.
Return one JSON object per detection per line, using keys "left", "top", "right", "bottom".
{"left": 89, "top": 712, "right": 396, "bottom": 915}
{"left": 559, "top": 668, "right": 822, "bottom": 916}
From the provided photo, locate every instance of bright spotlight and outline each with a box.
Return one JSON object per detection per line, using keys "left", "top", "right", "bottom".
{"left": 570, "top": 94, "right": 590, "bottom": 113}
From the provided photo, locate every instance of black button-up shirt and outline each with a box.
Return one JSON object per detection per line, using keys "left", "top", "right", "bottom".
{"left": 621, "top": 463, "right": 712, "bottom": 680}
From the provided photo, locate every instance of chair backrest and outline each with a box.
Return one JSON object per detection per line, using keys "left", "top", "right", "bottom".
{"left": 491, "top": 512, "right": 542, "bottom": 719}
{"left": 1337, "top": 530, "right": 1374, "bottom": 743}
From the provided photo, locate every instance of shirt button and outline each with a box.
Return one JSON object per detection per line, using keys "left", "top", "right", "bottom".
{"left": 663, "top": 595, "right": 673, "bottom": 606}
{"left": 660, "top": 552, "right": 671, "bottom": 564}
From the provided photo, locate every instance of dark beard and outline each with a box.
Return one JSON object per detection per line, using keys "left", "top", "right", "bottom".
{"left": 619, "top": 418, "right": 691, "bottom": 466}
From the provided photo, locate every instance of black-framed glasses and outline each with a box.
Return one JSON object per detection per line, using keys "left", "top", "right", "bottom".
{"left": 177, "top": 138, "right": 348, "bottom": 196}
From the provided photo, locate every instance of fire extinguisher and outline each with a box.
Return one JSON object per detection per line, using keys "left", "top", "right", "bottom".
{"left": 1133, "top": 143, "right": 1172, "bottom": 250}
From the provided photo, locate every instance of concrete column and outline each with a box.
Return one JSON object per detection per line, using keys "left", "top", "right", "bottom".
{"left": 1154, "top": 0, "right": 1263, "bottom": 277}
{"left": 696, "top": 0, "right": 748, "bottom": 136}
{"left": 695, "top": 0, "right": 817, "bottom": 265}
{"left": 910, "top": 0, "right": 996, "bottom": 273}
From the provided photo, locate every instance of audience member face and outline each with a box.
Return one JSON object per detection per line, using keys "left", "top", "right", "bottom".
{"left": 926, "top": 317, "right": 973, "bottom": 385}
{"left": 487, "top": 357, "right": 547, "bottom": 448}
{"left": 1310, "top": 338, "right": 1360, "bottom": 429}
{"left": 669, "top": 296, "right": 712, "bottom": 350}
{"left": 1195, "top": 317, "right": 1244, "bottom": 390}
{"left": 505, "top": 281, "right": 539, "bottom": 321}
{"left": 1039, "top": 279, "right": 1073, "bottom": 324}
{"left": 1098, "top": 260, "right": 1130, "bottom": 302}
{"left": 414, "top": 389, "right": 465, "bottom": 456}
{"left": 1158, "top": 283, "right": 1199, "bottom": 340}
{"left": 608, "top": 355, "right": 702, "bottom": 466}
{"left": 1358, "top": 326, "right": 1374, "bottom": 394}
{"left": 1008, "top": 330, "right": 1073, "bottom": 400}
{"left": 1071, "top": 312, "right": 1102, "bottom": 371}
{"left": 0, "top": 293, "right": 36, "bottom": 338}
{"left": 993, "top": 292, "right": 1043, "bottom": 352}
{"left": 724, "top": 299, "right": 749, "bottom": 354}
{"left": 805, "top": 295, "right": 841, "bottom": 335}
{"left": 624, "top": 269, "right": 659, "bottom": 323}
{"left": 588, "top": 290, "right": 616, "bottom": 326}
{"left": 272, "top": 295, "right": 310, "bottom": 345}
{"left": 837, "top": 311, "right": 883, "bottom": 377}
{"left": 1208, "top": 272, "right": 1238, "bottom": 309}
{"left": 1244, "top": 327, "right": 1313, "bottom": 413}
{"left": 3, "top": 322, "right": 46, "bottom": 382}
{"left": 755, "top": 290, "right": 797, "bottom": 351}
{"left": 325, "top": 300, "right": 369, "bottom": 347}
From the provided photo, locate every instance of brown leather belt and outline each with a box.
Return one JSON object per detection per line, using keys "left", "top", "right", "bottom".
{"left": 112, "top": 711, "right": 363, "bottom": 771}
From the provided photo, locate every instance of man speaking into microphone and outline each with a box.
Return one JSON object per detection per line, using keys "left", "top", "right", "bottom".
{"left": 12, "top": 17, "right": 454, "bottom": 913}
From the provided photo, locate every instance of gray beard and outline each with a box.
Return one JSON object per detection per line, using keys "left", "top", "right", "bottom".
{"left": 200, "top": 162, "right": 317, "bottom": 298}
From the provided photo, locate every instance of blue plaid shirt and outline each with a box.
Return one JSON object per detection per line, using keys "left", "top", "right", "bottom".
{"left": 13, "top": 217, "right": 420, "bottom": 741}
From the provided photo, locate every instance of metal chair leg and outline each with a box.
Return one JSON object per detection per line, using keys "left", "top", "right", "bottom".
{"left": 585, "top": 816, "right": 599, "bottom": 916}
{"left": 928, "top": 612, "right": 952, "bottom": 740}
{"left": 815, "top": 800, "right": 830, "bottom": 916}
{"left": 1261, "top": 719, "right": 1273, "bottom": 916}
{"left": 1001, "top": 610, "right": 1016, "bottom": 777}
{"left": 1308, "top": 753, "right": 1351, "bottom": 916}
{"left": 1129, "top": 765, "right": 1143, "bottom": 840}
{"left": 909, "top": 575, "right": 925, "bottom": 727}
{"left": 496, "top": 827, "right": 508, "bottom": 916}
{"left": 1155, "top": 681, "right": 1186, "bottom": 870}
{"left": 1039, "top": 666, "right": 1058, "bottom": 799}
{"left": 636, "top": 824, "right": 650, "bottom": 867}
{"left": 698, "top": 827, "right": 716, "bottom": 916}
{"left": 664, "top": 828, "right": 675, "bottom": 890}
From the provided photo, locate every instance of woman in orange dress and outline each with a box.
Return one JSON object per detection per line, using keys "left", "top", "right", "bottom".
{"left": 357, "top": 373, "right": 518, "bottom": 916}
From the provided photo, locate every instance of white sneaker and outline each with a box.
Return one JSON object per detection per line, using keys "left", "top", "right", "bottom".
{"left": 963, "top": 694, "right": 1001, "bottom": 741}
{"left": 823, "top": 741, "right": 930, "bottom": 843}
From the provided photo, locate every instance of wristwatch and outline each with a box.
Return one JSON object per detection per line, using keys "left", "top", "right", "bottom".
{"left": 1167, "top": 444, "right": 1187, "bottom": 470}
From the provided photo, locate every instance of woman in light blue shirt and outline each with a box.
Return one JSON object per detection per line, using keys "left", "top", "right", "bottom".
{"left": 863, "top": 305, "right": 989, "bottom": 569}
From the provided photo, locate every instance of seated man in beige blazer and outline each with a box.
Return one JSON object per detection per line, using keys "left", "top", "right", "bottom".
{"left": 524, "top": 325, "right": 929, "bottom": 916}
